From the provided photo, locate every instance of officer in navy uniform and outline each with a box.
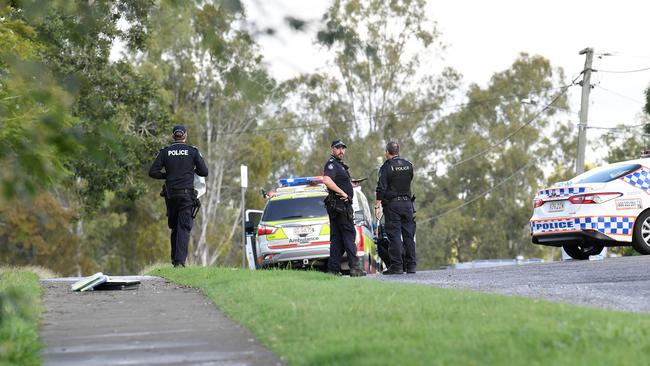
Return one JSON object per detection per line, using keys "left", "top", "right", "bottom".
{"left": 149, "top": 125, "right": 208, "bottom": 267}
{"left": 375, "top": 141, "right": 416, "bottom": 275}
{"left": 322, "top": 139, "right": 366, "bottom": 277}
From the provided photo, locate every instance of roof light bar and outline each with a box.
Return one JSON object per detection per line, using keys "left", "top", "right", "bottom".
{"left": 278, "top": 176, "right": 324, "bottom": 187}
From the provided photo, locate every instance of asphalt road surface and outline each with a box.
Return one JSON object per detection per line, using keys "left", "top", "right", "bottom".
{"left": 40, "top": 276, "right": 283, "bottom": 366}
{"left": 374, "top": 255, "right": 650, "bottom": 313}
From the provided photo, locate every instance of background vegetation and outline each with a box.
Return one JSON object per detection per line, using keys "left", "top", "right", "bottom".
{"left": 0, "top": 269, "right": 44, "bottom": 366}
{"left": 1, "top": 0, "right": 648, "bottom": 275}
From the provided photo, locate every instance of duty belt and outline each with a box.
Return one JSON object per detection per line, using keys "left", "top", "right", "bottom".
{"left": 171, "top": 188, "right": 193, "bottom": 195}
{"left": 391, "top": 196, "right": 411, "bottom": 201}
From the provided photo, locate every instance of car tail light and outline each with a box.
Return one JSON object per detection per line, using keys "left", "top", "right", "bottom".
{"left": 533, "top": 198, "right": 544, "bottom": 208}
{"left": 257, "top": 225, "right": 277, "bottom": 235}
{"left": 355, "top": 226, "right": 364, "bottom": 252}
{"left": 568, "top": 192, "right": 622, "bottom": 204}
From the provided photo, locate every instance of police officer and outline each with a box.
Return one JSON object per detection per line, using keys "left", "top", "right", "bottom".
{"left": 149, "top": 125, "right": 208, "bottom": 267}
{"left": 322, "top": 139, "right": 366, "bottom": 277}
{"left": 375, "top": 141, "right": 416, "bottom": 275}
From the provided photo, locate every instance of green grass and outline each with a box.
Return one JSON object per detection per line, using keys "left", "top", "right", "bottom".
{"left": 150, "top": 267, "right": 650, "bottom": 366}
{"left": 0, "top": 270, "right": 43, "bottom": 366}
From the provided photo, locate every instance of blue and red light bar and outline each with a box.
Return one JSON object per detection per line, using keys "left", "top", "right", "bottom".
{"left": 278, "top": 176, "right": 324, "bottom": 187}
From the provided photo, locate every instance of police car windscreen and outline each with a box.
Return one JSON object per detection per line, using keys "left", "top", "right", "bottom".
{"left": 573, "top": 163, "right": 641, "bottom": 183}
{"left": 262, "top": 196, "right": 327, "bottom": 221}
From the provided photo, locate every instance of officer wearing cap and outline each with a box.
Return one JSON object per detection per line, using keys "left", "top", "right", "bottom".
{"left": 322, "top": 139, "right": 366, "bottom": 277}
{"left": 149, "top": 125, "right": 208, "bottom": 267}
{"left": 375, "top": 141, "right": 416, "bottom": 275}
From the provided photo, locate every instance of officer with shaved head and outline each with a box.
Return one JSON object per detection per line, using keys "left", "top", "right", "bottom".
{"left": 375, "top": 141, "right": 416, "bottom": 274}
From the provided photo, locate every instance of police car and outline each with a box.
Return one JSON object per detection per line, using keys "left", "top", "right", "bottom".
{"left": 252, "top": 177, "right": 378, "bottom": 272}
{"left": 530, "top": 155, "right": 650, "bottom": 259}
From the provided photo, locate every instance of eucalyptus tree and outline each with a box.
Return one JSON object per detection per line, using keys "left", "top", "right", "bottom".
{"left": 141, "top": 1, "right": 294, "bottom": 265}
{"left": 1, "top": 1, "right": 171, "bottom": 274}
{"left": 418, "top": 54, "right": 575, "bottom": 266}
{"left": 645, "top": 84, "right": 650, "bottom": 118}
{"left": 283, "top": 0, "right": 459, "bottom": 203}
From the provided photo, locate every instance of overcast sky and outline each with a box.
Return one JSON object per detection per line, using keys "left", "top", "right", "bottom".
{"left": 244, "top": 0, "right": 650, "bottom": 164}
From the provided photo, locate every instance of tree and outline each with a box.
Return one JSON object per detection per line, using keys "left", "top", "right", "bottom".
{"left": 645, "top": 84, "right": 650, "bottom": 118}
{"left": 597, "top": 111, "right": 650, "bottom": 166}
{"left": 0, "top": 5, "right": 79, "bottom": 200}
{"left": 283, "top": 0, "right": 459, "bottom": 202}
{"left": 140, "top": 0, "right": 296, "bottom": 265}
{"left": 0, "top": 193, "right": 88, "bottom": 275}
{"left": 1, "top": 1, "right": 175, "bottom": 274}
{"left": 418, "top": 54, "right": 574, "bottom": 266}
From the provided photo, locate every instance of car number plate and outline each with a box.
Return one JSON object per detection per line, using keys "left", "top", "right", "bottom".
{"left": 548, "top": 201, "right": 565, "bottom": 212}
{"left": 294, "top": 226, "right": 315, "bottom": 235}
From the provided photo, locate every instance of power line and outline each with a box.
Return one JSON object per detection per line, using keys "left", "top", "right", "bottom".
{"left": 596, "top": 66, "right": 650, "bottom": 74}
{"left": 586, "top": 123, "right": 647, "bottom": 131}
{"left": 339, "top": 84, "right": 573, "bottom": 124}
{"left": 214, "top": 84, "right": 576, "bottom": 136}
{"left": 215, "top": 122, "right": 328, "bottom": 136}
{"left": 610, "top": 54, "right": 650, "bottom": 60}
{"left": 594, "top": 85, "right": 644, "bottom": 104}
{"left": 449, "top": 83, "right": 575, "bottom": 168}
{"left": 599, "top": 132, "right": 650, "bottom": 140}
{"left": 418, "top": 160, "right": 534, "bottom": 224}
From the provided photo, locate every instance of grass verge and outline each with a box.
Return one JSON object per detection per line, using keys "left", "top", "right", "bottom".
{"left": 150, "top": 267, "right": 650, "bottom": 366}
{"left": 0, "top": 270, "right": 43, "bottom": 366}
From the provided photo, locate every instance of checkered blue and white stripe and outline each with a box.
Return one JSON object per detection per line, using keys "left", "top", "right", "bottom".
{"left": 575, "top": 216, "right": 633, "bottom": 235}
{"left": 622, "top": 168, "right": 650, "bottom": 193}
{"left": 538, "top": 187, "right": 587, "bottom": 198}
{"left": 530, "top": 216, "right": 634, "bottom": 236}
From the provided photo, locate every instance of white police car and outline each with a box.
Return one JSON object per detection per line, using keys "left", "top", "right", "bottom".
{"left": 530, "top": 156, "right": 650, "bottom": 259}
{"left": 251, "top": 177, "right": 378, "bottom": 272}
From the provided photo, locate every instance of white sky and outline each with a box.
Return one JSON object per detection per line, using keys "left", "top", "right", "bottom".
{"left": 244, "top": 0, "right": 650, "bottom": 164}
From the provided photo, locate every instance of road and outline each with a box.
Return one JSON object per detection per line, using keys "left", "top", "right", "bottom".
{"left": 40, "top": 276, "right": 283, "bottom": 366}
{"left": 374, "top": 255, "right": 650, "bottom": 313}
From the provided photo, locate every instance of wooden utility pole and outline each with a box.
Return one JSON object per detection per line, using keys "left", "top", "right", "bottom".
{"left": 576, "top": 47, "right": 594, "bottom": 175}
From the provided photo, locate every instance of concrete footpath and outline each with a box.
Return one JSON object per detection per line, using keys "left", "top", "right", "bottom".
{"left": 40, "top": 276, "right": 283, "bottom": 366}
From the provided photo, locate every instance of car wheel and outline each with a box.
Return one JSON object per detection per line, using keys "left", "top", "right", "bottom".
{"left": 562, "top": 244, "right": 604, "bottom": 260}
{"left": 632, "top": 210, "right": 650, "bottom": 255}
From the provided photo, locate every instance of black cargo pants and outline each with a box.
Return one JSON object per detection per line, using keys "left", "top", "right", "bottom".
{"left": 166, "top": 192, "right": 194, "bottom": 265}
{"left": 383, "top": 198, "right": 416, "bottom": 272}
{"left": 327, "top": 208, "right": 358, "bottom": 272}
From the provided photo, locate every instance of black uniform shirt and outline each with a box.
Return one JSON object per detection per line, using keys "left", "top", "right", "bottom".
{"left": 323, "top": 155, "right": 354, "bottom": 200}
{"left": 149, "top": 142, "right": 209, "bottom": 190}
{"left": 376, "top": 156, "right": 413, "bottom": 201}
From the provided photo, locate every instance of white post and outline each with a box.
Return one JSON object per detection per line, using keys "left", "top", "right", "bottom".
{"left": 240, "top": 165, "right": 248, "bottom": 269}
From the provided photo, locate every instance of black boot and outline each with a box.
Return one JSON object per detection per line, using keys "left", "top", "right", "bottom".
{"left": 383, "top": 264, "right": 404, "bottom": 275}
{"left": 349, "top": 260, "right": 366, "bottom": 277}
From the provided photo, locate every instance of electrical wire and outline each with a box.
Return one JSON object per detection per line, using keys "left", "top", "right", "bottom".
{"left": 213, "top": 84, "right": 576, "bottom": 136}
{"left": 609, "top": 54, "right": 650, "bottom": 60}
{"left": 416, "top": 75, "right": 583, "bottom": 222}
{"left": 448, "top": 83, "right": 574, "bottom": 168}
{"left": 418, "top": 160, "right": 535, "bottom": 223}
{"left": 214, "top": 122, "right": 328, "bottom": 136}
{"left": 594, "top": 85, "right": 645, "bottom": 104}
{"left": 334, "top": 84, "right": 573, "bottom": 124}
{"left": 586, "top": 123, "right": 647, "bottom": 131}
{"left": 596, "top": 67, "right": 650, "bottom": 74}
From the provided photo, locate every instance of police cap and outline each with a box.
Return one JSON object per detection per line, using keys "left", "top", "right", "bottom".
{"left": 331, "top": 139, "right": 347, "bottom": 148}
{"left": 173, "top": 125, "right": 187, "bottom": 139}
